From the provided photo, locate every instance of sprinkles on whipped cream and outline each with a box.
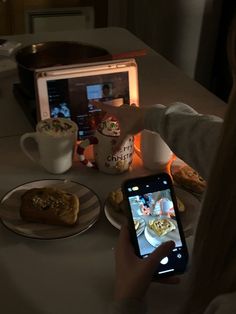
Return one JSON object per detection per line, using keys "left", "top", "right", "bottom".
{"left": 37, "top": 118, "right": 77, "bottom": 136}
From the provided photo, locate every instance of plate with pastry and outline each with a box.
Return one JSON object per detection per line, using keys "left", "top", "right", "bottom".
{"left": 104, "top": 187, "right": 126, "bottom": 230}
{"left": 104, "top": 186, "right": 201, "bottom": 237}
{"left": 144, "top": 217, "right": 180, "bottom": 248}
{"left": 133, "top": 217, "right": 146, "bottom": 237}
{"left": 0, "top": 179, "right": 101, "bottom": 239}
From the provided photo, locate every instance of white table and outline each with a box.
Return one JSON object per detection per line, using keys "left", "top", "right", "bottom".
{"left": 0, "top": 27, "right": 226, "bottom": 314}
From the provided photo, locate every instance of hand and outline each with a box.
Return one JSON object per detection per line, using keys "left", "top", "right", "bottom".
{"left": 92, "top": 101, "right": 147, "bottom": 151}
{"left": 114, "top": 225, "right": 176, "bottom": 301}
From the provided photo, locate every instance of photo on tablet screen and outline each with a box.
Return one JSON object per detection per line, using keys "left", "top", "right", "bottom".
{"left": 35, "top": 59, "right": 139, "bottom": 140}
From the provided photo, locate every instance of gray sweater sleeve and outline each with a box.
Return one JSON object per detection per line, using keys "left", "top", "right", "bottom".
{"left": 144, "top": 102, "right": 223, "bottom": 179}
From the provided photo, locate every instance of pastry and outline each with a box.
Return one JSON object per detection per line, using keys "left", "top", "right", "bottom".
{"left": 20, "top": 187, "right": 79, "bottom": 226}
{"left": 134, "top": 219, "right": 140, "bottom": 230}
{"left": 107, "top": 187, "right": 124, "bottom": 211}
{"left": 172, "top": 164, "right": 206, "bottom": 194}
{"left": 176, "top": 197, "right": 185, "bottom": 212}
{"left": 149, "top": 218, "right": 176, "bottom": 237}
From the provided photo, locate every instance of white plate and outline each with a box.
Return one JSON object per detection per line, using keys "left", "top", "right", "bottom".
{"left": 134, "top": 217, "right": 146, "bottom": 237}
{"left": 0, "top": 179, "right": 101, "bottom": 240}
{"left": 104, "top": 199, "right": 125, "bottom": 230}
{"left": 104, "top": 186, "right": 201, "bottom": 237}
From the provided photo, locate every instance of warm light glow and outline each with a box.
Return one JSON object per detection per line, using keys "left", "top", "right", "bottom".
{"left": 134, "top": 133, "right": 141, "bottom": 152}
{"left": 166, "top": 154, "right": 176, "bottom": 177}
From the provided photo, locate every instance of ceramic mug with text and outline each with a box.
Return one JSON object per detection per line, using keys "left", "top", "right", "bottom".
{"left": 20, "top": 118, "right": 78, "bottom": 174}
{"left": 77, "top": 117, "right": 134, "bottom": 174}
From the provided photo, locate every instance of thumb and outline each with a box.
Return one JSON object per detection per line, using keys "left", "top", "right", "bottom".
{"left": 147, "top": 241, "right": 175, "bottom": 269}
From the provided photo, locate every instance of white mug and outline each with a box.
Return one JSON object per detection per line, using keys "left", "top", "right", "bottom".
{"left": 138, "top": 130, "right": 173, "bottom": 171}
{"left": 20, "top": 118, "right": 78, "bottom": 174}
{"left": 160, "top": 197, "right": 174, "bottom": 216}
{"left": 77, "top": 118, "right": 134, "bottom": 175}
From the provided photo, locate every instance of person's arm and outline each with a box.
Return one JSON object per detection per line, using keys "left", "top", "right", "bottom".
{"left": 108, "top": 225, "right": 176, "bottom": 314}
{"left": 203, "top": 292, "right": 236, "bottom": 314}
{"left": 93, "top": 101, "right": 223, "bottom": 179}
{"left": 144, "top": 102, "right": 223, "bottom": 179}
{"left": 109, "top": 298, "right": 147, "bottom": 314}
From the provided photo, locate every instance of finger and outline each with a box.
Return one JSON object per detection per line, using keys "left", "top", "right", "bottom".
{"left": 157, "top": 276, "right": 180, "bottom": 285}
{"left": 148, "top": 241, "right": 175, "bottom": 267}
{"left": 116, "top": 225, "right": 135, "bottom": 257}
{"left": 117, "top": 225, "right": 131, "bottom": 248}
{"left": 92, "top": 100, "right": 119, "bottom": 116}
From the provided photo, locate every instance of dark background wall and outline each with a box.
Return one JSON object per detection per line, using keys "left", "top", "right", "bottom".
{"left": 207, "top": 0, "right": 236, "bottom": 102}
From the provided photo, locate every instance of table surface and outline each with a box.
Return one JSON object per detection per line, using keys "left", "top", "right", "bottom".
{"left": 0, "top": 27, "right": 226, "bottom": 314}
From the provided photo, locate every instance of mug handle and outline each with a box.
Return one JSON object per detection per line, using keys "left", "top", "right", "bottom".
{"left": 76, "top": 136, "right": 98, "bottom": 168}
{"left": 20, "top": 132, "right": 39, "bottom": 163}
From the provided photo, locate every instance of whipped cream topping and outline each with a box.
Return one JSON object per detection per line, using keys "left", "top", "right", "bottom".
{"left": 98, "top": 116, "right": 120, "bottom": 137}
{"left": 37, "top": 118, "right": 77, "bottom": 136}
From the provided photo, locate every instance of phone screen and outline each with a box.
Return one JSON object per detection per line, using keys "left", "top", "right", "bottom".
{"left": 122, "top": 172, "right": 188, "bottom": 277}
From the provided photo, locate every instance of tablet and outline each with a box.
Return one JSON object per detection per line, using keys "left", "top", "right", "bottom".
{"left": 35, "top": 58, "right": 139, "bottom": 140}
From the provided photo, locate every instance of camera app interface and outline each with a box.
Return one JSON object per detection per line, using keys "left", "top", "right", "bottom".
{"left": 125, "top": 176, "right": 186, "bottom": 275}
{"left": 47, "top": 71, "right": 130, "bottom": 140}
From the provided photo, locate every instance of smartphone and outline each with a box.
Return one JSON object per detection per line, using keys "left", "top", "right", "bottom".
{"left": 122, "top": 172, "right": 188, "bottom": 278}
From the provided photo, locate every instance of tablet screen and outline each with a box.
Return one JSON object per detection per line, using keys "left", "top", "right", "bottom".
{"left": 36, "top": 59, "right": 138, "bottom": 141}
{"left": 47, "top": 71, "right": 129, "bottom": 140}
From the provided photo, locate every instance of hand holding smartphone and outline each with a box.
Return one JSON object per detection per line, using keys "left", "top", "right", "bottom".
{"left": 122, "top": 172, "right": 188, "bottom": 278}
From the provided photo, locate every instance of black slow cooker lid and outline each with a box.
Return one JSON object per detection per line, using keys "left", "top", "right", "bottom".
{"left": 15, "top": 41, "right": 110, "bottom": 70}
